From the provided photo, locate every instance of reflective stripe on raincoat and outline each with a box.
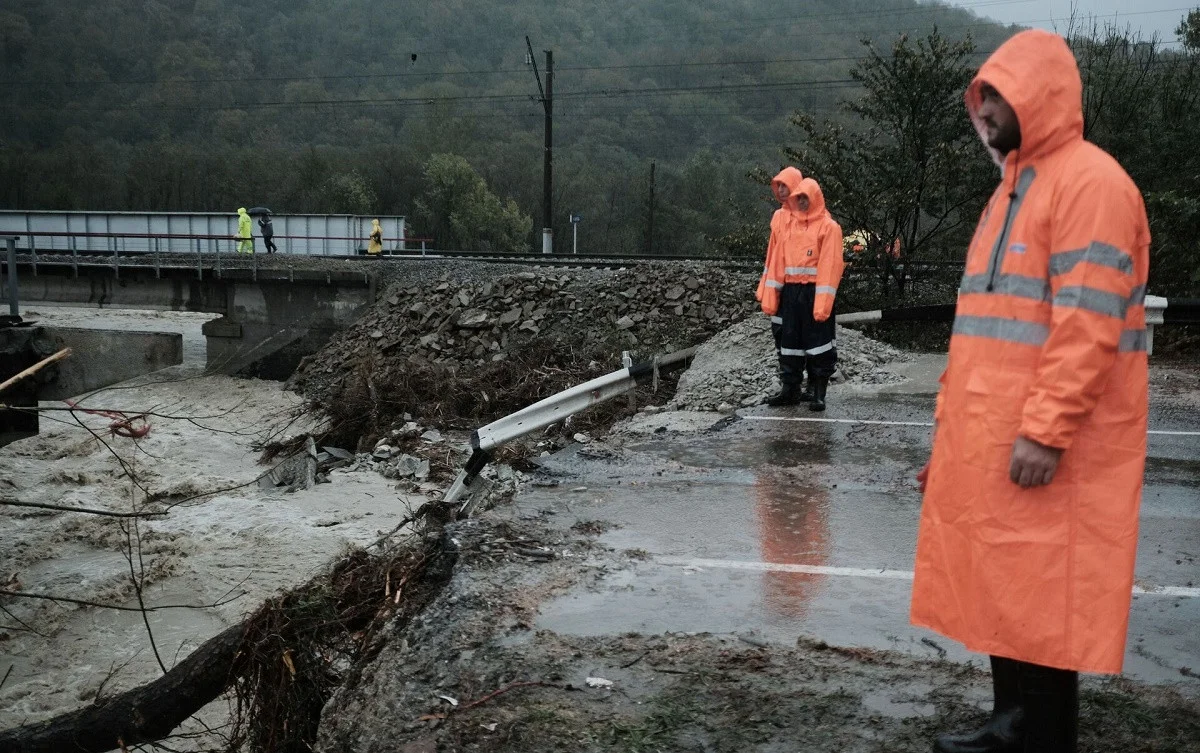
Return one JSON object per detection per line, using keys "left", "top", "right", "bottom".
{"left": 910, "top": 30, "right": 1151, "bottom": 674}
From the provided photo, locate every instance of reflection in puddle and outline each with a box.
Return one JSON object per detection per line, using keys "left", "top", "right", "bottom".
{"left": 754, "top": 431, "right": 832, "bottom": 618}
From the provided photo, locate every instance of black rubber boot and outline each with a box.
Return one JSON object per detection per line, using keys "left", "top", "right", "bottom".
{"left": 768, "top": 354, "right": 808, "bottom": 406}
{"left": 766, "top": 384, "right": 803, "bottom": 407}
{"left": 934, "top": 657, "right": 1023, "bottom": 753}
{"left": 808, "top": 377, "right": 828, "bottom": 412}
{"left": 1019, "top": 662, "right": 1078, "bottom": 753}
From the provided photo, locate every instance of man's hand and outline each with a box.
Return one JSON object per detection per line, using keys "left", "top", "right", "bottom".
{"left": 1009, "top": 436, "right": 1064, "bottom": 488}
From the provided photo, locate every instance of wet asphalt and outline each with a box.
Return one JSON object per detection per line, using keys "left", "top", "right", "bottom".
{"left": 516, "top": 382, "right": 1200, "bottom": 691}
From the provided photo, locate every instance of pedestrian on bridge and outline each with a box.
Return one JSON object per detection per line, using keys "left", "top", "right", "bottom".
{"left": 258, "top": 213, "right": 277, "bottom": 254}
{"left": 236, "top": 207, "right": 254, "bottom": 254}
{"left": 911, "top": 29, "right": 1150, "bottom": 753}
{"left": 757, "top": 169, "right": 845, "bottom": 411}
{"left": 367, "top": 218, "right": 383, "bottom": 255}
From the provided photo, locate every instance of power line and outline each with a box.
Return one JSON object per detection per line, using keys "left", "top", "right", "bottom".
{"left": 0, "top": 67, "right": 531, "bottom": 88}
{"left": 10, "top": 76, "right": 864, "bottom": 114}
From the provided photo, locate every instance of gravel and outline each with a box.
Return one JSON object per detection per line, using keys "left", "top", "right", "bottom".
{"left": 670, "top": 316, "right": 912, "bottom": 411}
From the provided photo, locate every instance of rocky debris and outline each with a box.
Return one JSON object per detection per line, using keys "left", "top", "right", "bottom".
{"left": 290, "top": 264, "right": 764, "bottom": 435}
{"left": 669, "top": 316, "right": 911, "bottom": 411}
{"left": 296, "top": 265, "right": 758, "bottom": 378}
{"left": 263, "top": 436, "right": 319, "bottom": 491}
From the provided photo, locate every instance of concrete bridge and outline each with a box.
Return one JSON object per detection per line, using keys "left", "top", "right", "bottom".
{"left": 2, "top": 256, "right": 378, "bottom": 379}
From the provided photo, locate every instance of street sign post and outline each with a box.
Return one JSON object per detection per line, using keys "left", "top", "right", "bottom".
{"left": 570, "top": 214, "right": 582, "bottom": 255}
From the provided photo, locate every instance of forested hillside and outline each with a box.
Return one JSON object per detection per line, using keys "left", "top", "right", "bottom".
{"left": 2, "top": 0, "right": 1198, "bottom": 291}
{"left": 0, "top": 0, "right": 1015, "bottom": 254}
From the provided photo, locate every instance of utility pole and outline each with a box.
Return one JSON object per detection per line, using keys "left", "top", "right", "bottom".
{"left": 526, "top": 37, "right": 554, "bottom": 255}
{"left": 646, "top": 161, "right": 656, "bottom": 256}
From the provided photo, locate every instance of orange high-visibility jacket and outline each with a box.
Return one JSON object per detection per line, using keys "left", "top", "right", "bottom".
{"left": 757, "top": 167, "right": 804, "bottom": 315}
{"left": 910, "top": 30, "right": 1151, "bottom": 674}
{"left": 758, "top": 174, "right": 845, "bottom": 321}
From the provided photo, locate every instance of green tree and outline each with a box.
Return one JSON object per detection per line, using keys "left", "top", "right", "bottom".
{"left": 1072, "top": 22, "right": 1200, "bottom": 297}
{"left": 0, "top": 11, "right": 32, "bottom": 65}
{"left": 1177, "top": 8, "right": 1200, "bottom": 52}
{"left": 786, "top": 29, "right": 993, "bottom": 301}
{"left": 322, "top": 170, "right": 378, "bottom": 215}
{"left": 414, "top": 154, "right": 531, "bottom": 253}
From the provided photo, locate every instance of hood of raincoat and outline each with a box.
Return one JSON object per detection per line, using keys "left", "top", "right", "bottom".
{"left": 237, "top": 207, "right": 249, "bottom": 216}
{"left": 371, "top": 219, "right": 381, "bottom": 230}
{"left": 771, "top": 167, "right": 804, "bottom": 209}
{"left": 794, "top": 177, "right": 829, "bottom": 224}
{"left": 965, "top": 29, "right": 1084, "bottom": 168}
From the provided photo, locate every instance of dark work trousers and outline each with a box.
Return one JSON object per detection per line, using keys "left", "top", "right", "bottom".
{"left": 262, "top": 235, "right": 277, "bottom": 253}
{"left": 770, "top": 282, "right": 837, "bottom": 387}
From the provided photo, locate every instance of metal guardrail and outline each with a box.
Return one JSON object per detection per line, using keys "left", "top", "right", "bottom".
{"left": 0, "top": 230, "right": 437, "bottom": 282}
{"left": 0, "top": 210, "right": 409, "bottom": 257}
{"left": 7, "top": 231, "right": 255, "bottom": 282}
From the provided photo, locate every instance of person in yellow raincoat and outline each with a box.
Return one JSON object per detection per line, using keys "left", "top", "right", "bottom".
{"left": 367, "top": 218, "right": 383, "bottom": 255}
{"left": 236, "top": 207, "right": 253, "bottom": 254}
{"left": 911, "top": 29, "right": 1150, "bottom": 753}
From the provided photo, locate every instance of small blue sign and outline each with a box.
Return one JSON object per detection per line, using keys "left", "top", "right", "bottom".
{"left": 570, "top": 214, "right": 583, "bottom": 223}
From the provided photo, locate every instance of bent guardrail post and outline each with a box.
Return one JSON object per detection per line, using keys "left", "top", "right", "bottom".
{"left": 447, "top": 346, "right": 697, "bottom": 517}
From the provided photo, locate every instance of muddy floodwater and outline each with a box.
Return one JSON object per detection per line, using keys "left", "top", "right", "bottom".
{"left": 0, "top": 307, "right": 418, "bottom": 730}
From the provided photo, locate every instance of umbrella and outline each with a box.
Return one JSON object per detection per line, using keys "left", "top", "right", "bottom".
{"left": 246, "top": 207, "right": 273, "bottom": 216}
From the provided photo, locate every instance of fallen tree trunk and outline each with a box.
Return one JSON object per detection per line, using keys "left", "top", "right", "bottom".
{"left": 0, "top": 622, "right": 244, "bottom": 753}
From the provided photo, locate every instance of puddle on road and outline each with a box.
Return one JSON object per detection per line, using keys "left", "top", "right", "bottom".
{"left": 628, "top": 426, "right": 928, "bottom": 471}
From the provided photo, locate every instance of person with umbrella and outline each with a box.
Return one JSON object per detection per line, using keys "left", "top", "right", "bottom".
{"left": 249, "top": 207, "right": 277, "bottom": 254}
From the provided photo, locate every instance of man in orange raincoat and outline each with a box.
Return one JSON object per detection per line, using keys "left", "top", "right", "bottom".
{"left": 911, "top": 30, "right": 1150, "bottom": 753}
{"left": 757, "top": 170, "right": 845, "bottom": 411}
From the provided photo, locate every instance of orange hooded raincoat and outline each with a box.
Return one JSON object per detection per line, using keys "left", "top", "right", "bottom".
{"left": 757, "top": 166, "right": 804, "bottom": 315}
{"left": 910, "top": 30, "right": 1150, "bottom": 674}
{"left": 757, "top": 172, "right": 845, "bottom": 323}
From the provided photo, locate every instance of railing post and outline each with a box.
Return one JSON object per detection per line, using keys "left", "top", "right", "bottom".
{"left": 71, "top": 234, "right": 79, "bottom": 278}
{"left": 5, "top": 236, "right": 18, "bottom": 318}
{"left": 1145, "top": 295, "right": 1167, "bottom": 356}
{"left": 216, "top": 238, "right": 222, "bottom": 279}
{"left": 197, "top": 238, "right": 203, "bottom": 280}
{"left": 154, "top": 237, "right": 161, "bottom": 278}
{"left": 113, "top": 237, "right": 120, "bottom": 280}
{"left": 30, "top": 234, "right": 38, "bottom": 277}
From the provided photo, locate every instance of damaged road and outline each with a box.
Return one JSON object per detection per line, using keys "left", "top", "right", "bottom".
{"left": 314, "top": 375, "right": 1200, "bottom": 752}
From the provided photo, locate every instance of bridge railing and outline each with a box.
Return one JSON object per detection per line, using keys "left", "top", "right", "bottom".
{"left": 1, "top": 229, "right": 440, "bottom": 281}
{"left": 1, "top": 229, "right": 436, "bottom": 260}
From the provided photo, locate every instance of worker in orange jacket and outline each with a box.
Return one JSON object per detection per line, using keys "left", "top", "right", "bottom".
{"left": 757, "top": 171, "right": 845, "bottom": 410}
{"left": 911, "top": 30, "right": 1150, "bottom": 753}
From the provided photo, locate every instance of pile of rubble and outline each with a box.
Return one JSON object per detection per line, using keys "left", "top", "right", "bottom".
{"left": 669, "top": 316, "right": 911, "bottom": 411}
{"left": 291, "top": 264, "right": 762, "bottom": 433}
{"left": 298, "top": 265, "right": 759, "bottom": 372}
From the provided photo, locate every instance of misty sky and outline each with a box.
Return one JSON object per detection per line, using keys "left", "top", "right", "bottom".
{"left": 946, "top": 0, "right": 1195, "bottom": 42}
